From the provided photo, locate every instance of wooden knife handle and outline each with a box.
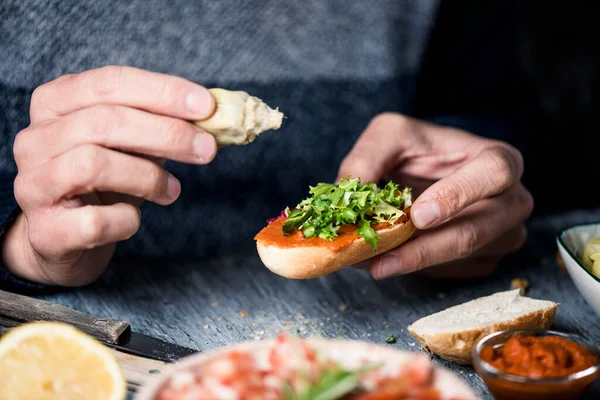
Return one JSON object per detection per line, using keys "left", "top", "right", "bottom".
{"left": 0, "top": 290, "right": 129, "bottom": 344}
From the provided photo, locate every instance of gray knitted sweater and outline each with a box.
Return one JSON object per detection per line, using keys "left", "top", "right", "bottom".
{"left": 0, "top": 0, "right": 439, "bottom": 256}
{"left": 4, "top": 1, "right": 535, "bottom": 289}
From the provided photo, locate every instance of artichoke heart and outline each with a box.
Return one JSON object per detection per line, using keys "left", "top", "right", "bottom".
{"left": 582, "top": 237, "right": 600, "bottom": 272}
{"left": 194, "top": 88, "right": 284, "bottom": 146}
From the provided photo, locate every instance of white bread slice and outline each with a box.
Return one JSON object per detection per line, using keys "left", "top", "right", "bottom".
{"left": 407, "top": 289, "right": 558, "bottom": 365}
{"left": 256, "top": 212, "right": 416, "bottom": 279}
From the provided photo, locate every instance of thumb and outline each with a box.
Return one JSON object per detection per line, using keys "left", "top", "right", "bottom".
{"left": 336, "top": 113, "right": 419, "bottom": 183}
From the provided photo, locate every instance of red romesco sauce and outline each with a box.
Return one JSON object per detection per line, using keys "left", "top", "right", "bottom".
{"left": 480, "top": 336, "right": 598, "bottom": 379}
{"left": 254, "top": 215, "right": 408, "bottom": 252}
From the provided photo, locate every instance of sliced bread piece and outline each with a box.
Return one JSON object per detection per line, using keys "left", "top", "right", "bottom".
{"left": 407, "top": 289, "right": 558, "bottom": 364}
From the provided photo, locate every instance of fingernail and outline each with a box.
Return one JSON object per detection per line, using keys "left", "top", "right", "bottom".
{"left": 412, "top": 201, "right": 440, "bottom": 228}
{"left": 167, "top": 175, "right": 181, "bottom": 200}
{"left": 372, "top": 255, "right": 400, "bottom": 279}
{"left": 193, "top": 134, "right": 217, "bottom": 162}
{"left": 186, "top": 88, "right": 214, "bottom": 118}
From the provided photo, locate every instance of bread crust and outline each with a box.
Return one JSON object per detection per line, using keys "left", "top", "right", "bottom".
{"left": 256, "top": 214, "right": 416, "bottom": 279}
{"left": 407, "top": 302, "right": 558, "bottom": 365}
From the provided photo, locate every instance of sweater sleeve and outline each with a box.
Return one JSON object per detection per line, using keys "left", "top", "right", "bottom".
{"left": 0, "top": 175, "right": 47, "bottom": 293}
{"left": 0, "top": 80, "right": 50, "bottom": 292}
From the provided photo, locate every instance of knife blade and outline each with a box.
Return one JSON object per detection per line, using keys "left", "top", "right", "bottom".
{"left": 108, "top": 327, "right": 198, "bottom": 362}
{"left": 0, "top": 289, "right": 198, "bottom": 363}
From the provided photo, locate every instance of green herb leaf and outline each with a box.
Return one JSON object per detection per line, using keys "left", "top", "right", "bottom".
{"left": 282, "top": 366, "right": 371, "bottom": 400}
{"left": 329, "top": 187, "right": 346, "bottom": 207}
{"left": 283, "top": 207, "right": 314, "bottom": 234}
{"left": 301, "top": 222, "right": 317, "bottom": 239}
{"left": 357, "top": 218, "right": 379, "bottom": 251}
{"left": 338, "top": 177, "right": 360, "bottom": 191}
{"left": 309, "top": 183, "right": 336, "bottom": 198}
{"left": 372, "top": 200, "right": 403, "bottom": 224}
{"left": 351, "top": 191, "right": 369, "bottom": 208}
{"left": 386, "top": 335, "right": 397, "bottom": 344}
{"left": 317, "top": 224, "right": 340, "bottom": 241}
{"left": 281, "top": 177, "right": 411, "bottom": 251}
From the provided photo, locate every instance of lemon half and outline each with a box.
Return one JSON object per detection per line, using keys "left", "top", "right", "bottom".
{"left": 0, "top": 321, "right": 126, "bottom": 400}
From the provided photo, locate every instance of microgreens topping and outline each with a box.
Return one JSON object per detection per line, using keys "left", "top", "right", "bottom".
{"left": 281, "top": 177, "right": 412, "bottom": 251}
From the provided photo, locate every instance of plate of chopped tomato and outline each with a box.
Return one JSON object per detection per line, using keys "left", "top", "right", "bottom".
{"left": 136, "top": 333, "right": 477, "bottom": 400}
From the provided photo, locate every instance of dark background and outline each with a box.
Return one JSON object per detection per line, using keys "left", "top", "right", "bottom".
{"left": 414, "top": 1, "right": 599, "bottom": 216}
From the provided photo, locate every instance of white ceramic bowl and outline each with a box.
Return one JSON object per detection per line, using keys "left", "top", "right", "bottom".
{"left": 557, "top": 222, "right": 600, "bottom": 319}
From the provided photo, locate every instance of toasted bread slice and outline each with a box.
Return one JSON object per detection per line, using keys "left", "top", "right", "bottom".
{"left": 256, "top": 211, "right": 416, "bottom": 279}
{"left": 407, "top": 289, "right": 558, "bottom": 364}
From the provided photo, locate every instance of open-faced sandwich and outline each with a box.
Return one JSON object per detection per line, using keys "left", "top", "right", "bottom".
{"left": 137, "top": 333, "right": 477, "bottom": 400}
{"left": 254, "top": 177, "right": 416, "bottom": 279}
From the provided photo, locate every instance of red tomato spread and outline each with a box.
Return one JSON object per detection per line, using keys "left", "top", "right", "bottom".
{"left": 254, "top": 217, "right": 397, "bottom": 252}
{"left": 480, "top": 336, "right": 598, "bottom": 379}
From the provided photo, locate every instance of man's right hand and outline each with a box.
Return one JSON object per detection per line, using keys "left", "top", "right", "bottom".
{"left": 2, "top": 65, "right": 218, "bottom": 286}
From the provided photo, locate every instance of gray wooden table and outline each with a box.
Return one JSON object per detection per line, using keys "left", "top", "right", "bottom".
{"left": 37, "top": 208, "right": 600, "bottom": 399}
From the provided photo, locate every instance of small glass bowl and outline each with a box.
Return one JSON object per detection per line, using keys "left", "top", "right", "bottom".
{"left": 472, "top": 329, "right": 600, "bottom": 400}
